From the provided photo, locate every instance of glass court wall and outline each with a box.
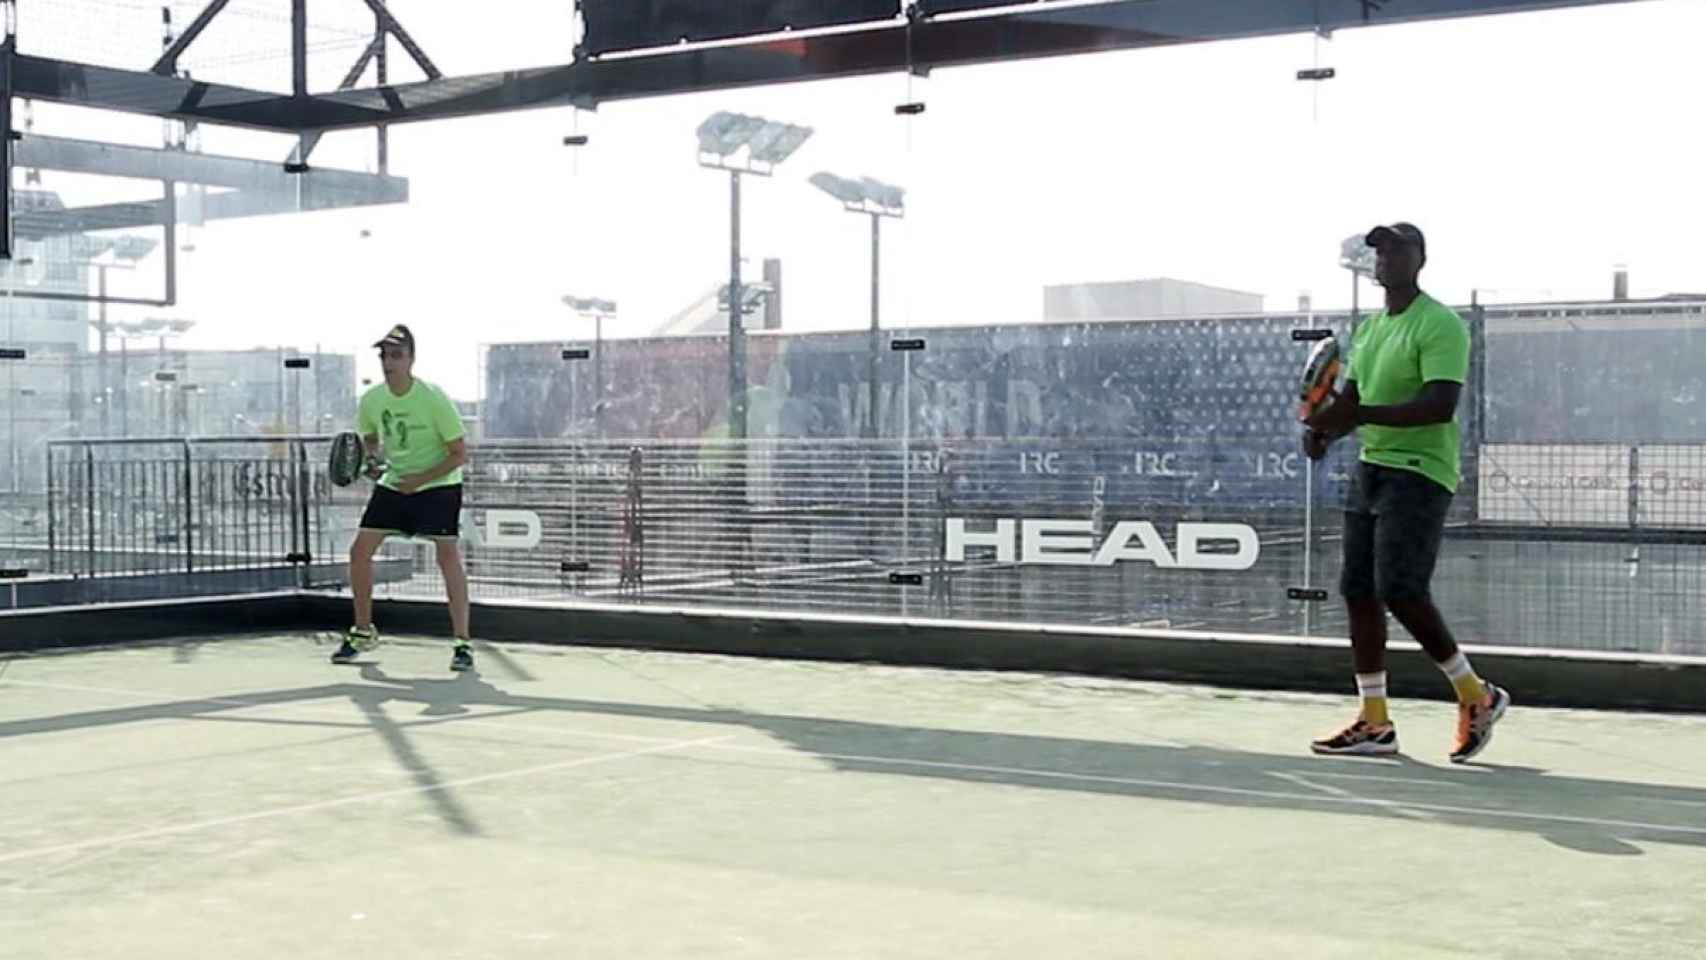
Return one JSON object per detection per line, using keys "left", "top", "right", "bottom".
{"left": 4, "top": 0, "right": 1704, "bottom": 656}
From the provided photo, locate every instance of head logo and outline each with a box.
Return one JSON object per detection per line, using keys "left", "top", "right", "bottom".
{"left": 946, "top": 518, "right": 1259, "bottom": 571}
{"left": 461, "top": 509, "right": 543, "bottom": 550}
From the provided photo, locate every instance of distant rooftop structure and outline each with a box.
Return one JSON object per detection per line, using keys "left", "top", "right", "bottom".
{"left": 1044, "top": 278, "right": 1264, "bottom": 322}
{"left": 650, "top": 258, "right": 784, "bottom": 337}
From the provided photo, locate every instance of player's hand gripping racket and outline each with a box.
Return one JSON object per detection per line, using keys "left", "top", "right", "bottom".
{"left": 327, "top": 431, "right": 385, "bottom": 487}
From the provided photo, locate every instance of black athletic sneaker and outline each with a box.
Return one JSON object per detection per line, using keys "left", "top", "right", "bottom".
{"left": 331, "top": 626, "right": 379, "bottom": 664}
{"left": 1310, "top": 718, "right": 1400, "bottom": 756}
{"left": 450, "top": 642, "right": 474, "bottom": 672}
{"left": 1450, "top": 683, "right": 1511, "bottom": 764}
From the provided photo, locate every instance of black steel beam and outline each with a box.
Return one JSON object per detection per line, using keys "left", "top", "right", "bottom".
{"left": 292, "top": 0, "right": 308, "bottom": 96}
{"left": 1, "top": 38, "right": 13, "bottom": 261}
{"left": 290, "top": 36, "right": 387, "bottom": 166}
{"left": 152, "top": 0, "right": 234, "bottom": 76}
{"left": 6, "top": 134, "right": 407, "bottom": 244}
{"left": 359, "top": 0, "right": 444, "bottom": 81}
{"left": 15, "top": 0, "right": 1640, "bottom": 134}
{"left": 13, "top": 54, "right": 391, "bottom": 132}
{"left": 15, "top": 134, "right": 408, "bottom": 195}
{"left": 14, "top": 174, "right": 409, "bottom": 239}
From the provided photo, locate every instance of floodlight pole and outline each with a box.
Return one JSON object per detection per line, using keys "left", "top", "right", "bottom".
{"left": 97, "top": 267, "right": 109, "bottom": 434}
{"left": 1349, "top": 266, "right": 1360, "bottom": 335}
{"left": 728, "top": 168, "right": 746, "bottom": 441}
{"left": 811, "top": 173, "right": 905, "bottom": 439}
{"left": 867, "top": 212, "right": 880, "bottom": 439}
{"left": 594, "top": 309, "right": 604, "bottom": 438}
{"left": 562, "top": 295, "right": 613, "bottom": 438}
{"left": 1339, "top": 233, "right": 1376, "bottom": 340}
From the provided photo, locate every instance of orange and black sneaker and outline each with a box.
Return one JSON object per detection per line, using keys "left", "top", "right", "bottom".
{"left": 1450, "top": 683, "right": 1510, "bottom": 764}
{"left": 1310, "top": 719, "right": 1399, "bottom": 756}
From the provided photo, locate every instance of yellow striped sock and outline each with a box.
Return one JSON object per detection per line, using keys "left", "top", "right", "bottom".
{"left": 1439, "top": 653, "right": 1486, "bottom": 704}
{"left": 1355, "top": 672, "right": 1391, "bottom": 726}
{"left": 1361, "top": 697, "right": 1391, "bottom": 726}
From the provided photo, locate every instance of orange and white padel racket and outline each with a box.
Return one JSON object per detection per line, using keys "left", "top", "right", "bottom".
{"left": 1297, "top": 336, "right": 1341, "bottom": 422}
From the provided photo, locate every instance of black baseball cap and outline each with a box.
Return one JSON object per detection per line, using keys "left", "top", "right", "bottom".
{"left": 373, "top": 324, "right": 415, "bottom": 351}
{"left": 1365, "top": 222, "right": 1426, "bottom": 262}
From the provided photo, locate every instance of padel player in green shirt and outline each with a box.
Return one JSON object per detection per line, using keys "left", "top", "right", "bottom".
{"left": 1304, "top": 223, "right": 1509, "bottom": 762}
{"left": 332, "top": 324, "right": 475, "bottom": 672}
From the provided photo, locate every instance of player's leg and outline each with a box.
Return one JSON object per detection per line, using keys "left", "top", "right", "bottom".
{"left": 436, "top": 538, "right": 474, "bottom": 671}
{"left": 1374, "top": 468, "right": 1509, "bottom": 762}
{"left": 1313, "top": 463, "right": 1399, "bottom": 756}
{"left": 411, "top": 484, "right": 474, "bottom": 672}
{"left": 350, "top": 528, "right": 388, "bottom": 631}
{"left": 335, "top": 486, "right": 410, "bottom": 663}
{"left": 333, "top": 528, "right": 390, "bottom": 663}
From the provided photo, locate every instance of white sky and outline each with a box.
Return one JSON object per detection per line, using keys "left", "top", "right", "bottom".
{"left": 18, "top": 0, "right": 1706, "bottom": 400}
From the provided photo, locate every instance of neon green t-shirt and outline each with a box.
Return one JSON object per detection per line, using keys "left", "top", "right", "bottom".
{"left": 1345, "top": 292, "right": 1470, "bottom": 494}
{"left": 357, "top": 378, "right": 466, "bottom": 491}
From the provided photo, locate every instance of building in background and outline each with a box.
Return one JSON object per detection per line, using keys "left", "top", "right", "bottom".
{"left": 1, "top": 345, "right": 356, "bottom": 496}
{"left": 1043, "top": 278, "right": 1265, "bottom": 322}
{"left": 0, "top": 190, "right": 361, "bottom": 494}
{"left": 650, "top": 258, "right": 785, "bottom": 337}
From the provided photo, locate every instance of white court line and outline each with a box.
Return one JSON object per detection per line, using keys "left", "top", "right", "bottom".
{"left": 0, "top": 734, "right": 735, "bottom": 867}
{"left": 7, "top": 680, "right": 1706, "bottom": 842}
{"left": 1303, "top": 770, "right": 1467, "bottom": 788}
{"left": 1269, "top": 771, "right": 1430, "bottom": 823}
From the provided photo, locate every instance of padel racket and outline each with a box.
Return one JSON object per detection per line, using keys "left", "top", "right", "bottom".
{"left": 328, "top": 431, "right": 378, "bottom": 487}
{"left": 1296, "top": 336, "right": 1342, "bottom": 423}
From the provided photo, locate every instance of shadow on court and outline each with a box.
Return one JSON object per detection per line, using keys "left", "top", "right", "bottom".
{"left": 3, "top": 644, "right": 1703, "bottom": 857}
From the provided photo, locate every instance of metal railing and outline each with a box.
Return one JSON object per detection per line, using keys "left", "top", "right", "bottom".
{"left": 45, "top": 435, "right": 341, "bottom": 585}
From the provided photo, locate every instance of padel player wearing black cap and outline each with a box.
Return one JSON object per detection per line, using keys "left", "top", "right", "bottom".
{"left": 1303, "top": 223, "right": 1509, "bottom": 762}
{"left": 332, "top": 324, "right": 475, "bottom": 672}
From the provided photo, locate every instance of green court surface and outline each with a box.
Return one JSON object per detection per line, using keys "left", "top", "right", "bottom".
{"left": 3, "top": 635, "right": 1704, "bottom": 959}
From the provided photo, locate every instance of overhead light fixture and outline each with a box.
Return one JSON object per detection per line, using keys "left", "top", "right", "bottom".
{"left": 696, "top": 112, "right": 765, "bottom": 157}
{"left": 113, "top": 236, "right": 158, "bottom": 261}
{"left": 747, "top": 121, "right": 814, "bottom": 166}
{"left": 562, "top": 295, "right": 617, "bottom": 314}
{"left": 859, "top": 177, "right": 905, "bottom": 213}
{"left": 809, "top": 172, "right": 865, "bottom": 205}
{"left": 699, "top": 112, "right": 813, "bottom": 170}
{"left": 811, "top": 171, "right": 905, "bottom": 216}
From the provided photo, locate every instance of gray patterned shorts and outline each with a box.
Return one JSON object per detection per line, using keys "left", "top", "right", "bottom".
{"left": 1339, "top": 462, "right": 1453, "bottom": 603}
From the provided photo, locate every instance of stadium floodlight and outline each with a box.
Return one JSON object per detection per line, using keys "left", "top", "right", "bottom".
{"left": 698, "top": 112, "right": 814, "bottom": 175}
{"left": 858, "top": 177, "right": 905, "bottom": 215}
{"left": 562, "top": 295, "right": 616, "bottom": 315}
{"left": 1338, "top": 232, "right": 1377, "bottom": 332}
{"left": 1339, "top": 232, "right": 1376, "bottom": 277}
{"left": 809, "top": 172, "right": 866, "bottom": 206}
{"left": 697, "top": 110, "right": 812, "bottom": 443}
{"left": 112, "top": 235, "right": 158, "bottom": 262}
{"left": 747, "top": 121, "right": 814, "bottom": 167}
{"left": 695, "top": 112, "right": 766, "bottom": 158}
{"left": 561, "top": 295, "right": 616, "bottom": 438}
{"left": 811, "top": 172, "right": 904, "bottom": 218}
{"left": 811, "top": 171, "right": 907, "bottom": 438}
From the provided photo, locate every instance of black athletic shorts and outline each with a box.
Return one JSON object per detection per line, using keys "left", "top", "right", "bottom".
{"left": 1339, "top": 462, "right": 1452, "bottom": 603}
{"left": 359, "top": 483, "right": 463, "bottom": 539}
